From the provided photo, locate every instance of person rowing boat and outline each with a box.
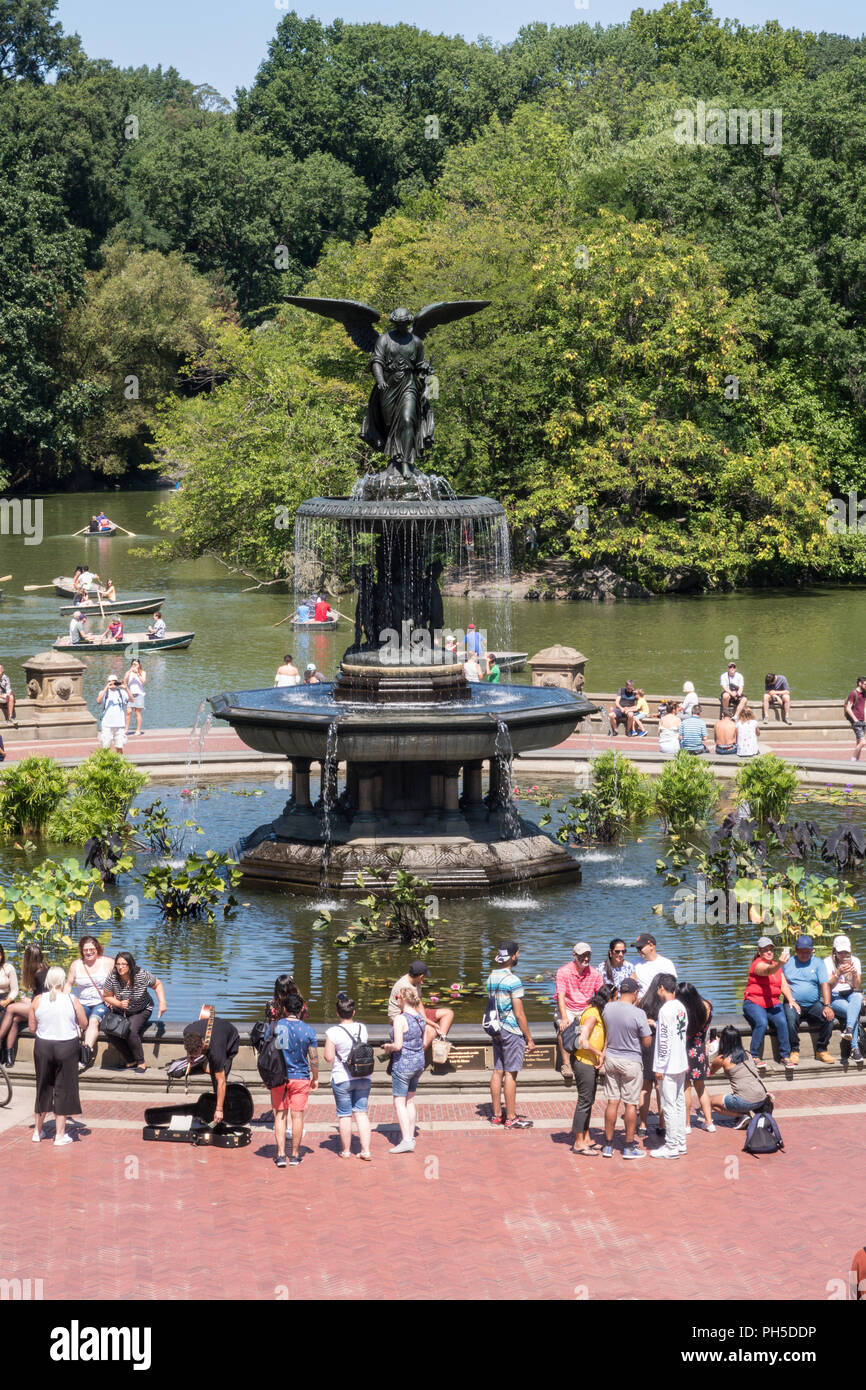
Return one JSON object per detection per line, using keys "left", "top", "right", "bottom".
{"left": 68, "top": 610, "right": 93, "bottom": 644}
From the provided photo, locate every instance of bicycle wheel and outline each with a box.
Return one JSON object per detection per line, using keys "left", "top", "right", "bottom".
{"left": 0, "top": 1063, "right": 11, "bottom": 1107}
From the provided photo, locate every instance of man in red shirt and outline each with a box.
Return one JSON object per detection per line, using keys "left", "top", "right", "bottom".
{"left": 314, "top": 594, "right": 331, "bottom": 623}
{"left": 844, "top": 676, "right": 866, "bottom": 762}
{"left": 556, "top": 942, "right": 603, "bottom": 1081}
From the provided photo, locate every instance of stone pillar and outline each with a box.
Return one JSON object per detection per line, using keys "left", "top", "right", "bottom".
{"left": 529, "top": 644, "right": 587, "bottom": 692}
{"left": 291, "top": 758, "right": 312, "bottom": 811}
{"left": 462, "top": 759, "right": 486, "bottom": 820}
{"left": 488, "top": 756, "right": 510, "bottom": 807}
{"left": 354, "top": 764, "right": 378, "bottom": 826}
{"left": 442, "top": 763, "right": 462, "bottom": 821}
{"left": 5, "top": 650, "right": 98, "bottom": 744}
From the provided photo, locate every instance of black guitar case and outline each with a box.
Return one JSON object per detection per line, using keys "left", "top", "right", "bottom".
{"left": 142, "top": 1082, "right": 254, "bottom": 1148}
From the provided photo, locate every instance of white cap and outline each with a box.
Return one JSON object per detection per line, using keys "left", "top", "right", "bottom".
{"left": 573, "top": 941, "right": 592, "bottom": 955}
{"left": 833, "top": 935, "right": 852, "bottom": 953}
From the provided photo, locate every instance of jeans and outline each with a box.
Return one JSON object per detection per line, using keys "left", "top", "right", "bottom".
{"left": 783, "top": 1000, "right": 833, "bottom": 1053}
{"left": 831, "top": 994, "right": 863, "bottom": 1034}
{"left": 743, "top": 998, "right": 791, "bottom": 1060}
{"left": 660, "top": 1071, "right": 687, "bottom": 1148}
{"left": 571, "top": 1059, "right": 599, "bottom": 1134}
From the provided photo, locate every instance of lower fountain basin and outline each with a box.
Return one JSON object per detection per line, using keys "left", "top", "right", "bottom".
{"left": 209, "top": 683, "right": 594, "bottom": 761}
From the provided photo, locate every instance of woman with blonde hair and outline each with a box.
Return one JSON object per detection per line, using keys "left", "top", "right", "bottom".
{"left": 30, "top": 967, "right": 86, "bottom": 1146}
{"left": 736, "top": 705, "right": 761, "bottom": 758}
{"left": 382, "top": 985, "right": 436, "bottom": 1154}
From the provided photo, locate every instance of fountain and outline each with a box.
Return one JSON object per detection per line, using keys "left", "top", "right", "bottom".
{"left": 210, "top": 295, "right": 596, "bottom": 893}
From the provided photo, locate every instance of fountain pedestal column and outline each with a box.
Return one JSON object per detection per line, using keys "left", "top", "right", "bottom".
{"left": 462, "top": 760, "right": 487, "bottom": 821}
{"left": 290, "top": 759, "right": 313, "bottom": 812}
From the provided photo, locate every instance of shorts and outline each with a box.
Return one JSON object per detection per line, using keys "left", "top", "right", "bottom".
{"left": 611, "top": 707, "right": 633, "bottom": 725}
{"left": 642, "top": 1042, "right": 656, "bottom": 1083}
{"left": 424, "top": 1006, "right": 442, "bottom": 1024}
{"left": 852, "top": 722, "right": 866, "bottom": 740}
{"left": 491, "top": 1029, "right": 526, "bottom": 1074}
{"left": 332, "top": 1078, "right": 372, "bottom": 1117}
{"left": 602, "top": 1054, "right": 644, "bottom": 1105}
{"left": 271, "top": 1079, "right": 311, "bottom": 1112}
{"left": 392, "top": 1069, "right": 423, "bottom": 1098}
{"left": 82, "top": 1002, "right": 107, "bottom": 1022}
{"left": 100, "top": 725, "right": 126, "bottom": 750}
{"left": 722, "top": 1094, "right": 756, "bottom": 1114}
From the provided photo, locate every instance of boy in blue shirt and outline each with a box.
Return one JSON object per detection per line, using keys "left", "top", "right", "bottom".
{"left": 273, "top": 993, "right": 319, "bottom": 1166}
{"left": 783, "top": 935, "right": 836, "bottom": 1064}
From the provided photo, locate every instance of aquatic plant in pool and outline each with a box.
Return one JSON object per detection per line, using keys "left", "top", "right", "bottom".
{"left": 540, "top": 750, "right": 654, "bottom": 844}
{"left": 733, "top": 754, "right": 800, "bottom": 825}
{"left": 654, "top": 752, "right": 720, "bottom": 831}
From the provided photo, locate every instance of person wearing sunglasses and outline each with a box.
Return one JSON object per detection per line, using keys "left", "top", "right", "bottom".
{"left": 742, "top": 936, "right": 794, "bottom": 1071}
{"left": 600, "top": 939, "right": 638, "bottom": 993}
{"left": 555, "top": 942, "right": 603, "bottom": 1081}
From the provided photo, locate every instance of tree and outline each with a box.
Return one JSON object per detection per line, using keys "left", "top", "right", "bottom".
{"left": 0, "top": 0, "right": 79, "bottom": 82}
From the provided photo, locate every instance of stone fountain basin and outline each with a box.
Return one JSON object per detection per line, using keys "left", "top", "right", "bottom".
{"left": 210, "top": 684, "right": 594, "bottom": 762}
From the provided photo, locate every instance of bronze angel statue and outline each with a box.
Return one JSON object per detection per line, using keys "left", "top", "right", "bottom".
{"left": 285, "top": 297, "right": 490, "bottom": 477}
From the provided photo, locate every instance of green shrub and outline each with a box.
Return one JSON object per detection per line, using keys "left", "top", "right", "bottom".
{"left": 47, "top": 750, "right": 148, "bottom": 843}
{"left": 655, "top": 752, "right": 720, "bottom": 831}
{"left": 591, "top": 751, "right": 655, "bottom": 818}
{"left": 733, "top": 754, "right": 800, "bottom": 824}
{"left": 0, "top": 757, "right": 69, "bottom": 836}
{"left": 540, "top": 751, "right": 653, "bottom": 843}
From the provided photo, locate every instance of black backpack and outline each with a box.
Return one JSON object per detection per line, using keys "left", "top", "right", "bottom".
{"left": 338, "top": 1024, "right": 375, "bottom": 1078}
{"left": 256, "top": 1023, "right": 288, "bottom": 1088}
{"left": 743, "top": 1109, "right": 785, "bottom": 1155}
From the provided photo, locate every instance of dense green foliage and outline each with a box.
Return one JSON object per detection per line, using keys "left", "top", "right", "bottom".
{"left": 540, "top": 751, "right": 655, "bottom": 843}
{"left": 654, "top": 751, "right": 721, "bottom": 829}
{"left": 47, "top": 750, "right": 148, "bottom": 843}
{"left": 733, "top": 754, "right": 800, "bottom": 823}
{"left": 4, "top": 0, "right": 866, "bottom": 588}
{"left": 0, "top": 857, "right": 121, "bottom": 965}
{"left": 0, "top": 756, "right": 69, "bottom": 836}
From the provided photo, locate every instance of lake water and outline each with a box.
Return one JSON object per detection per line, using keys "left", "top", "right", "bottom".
{"left": 1, "top": 490, "right": 865, "bottom": 734}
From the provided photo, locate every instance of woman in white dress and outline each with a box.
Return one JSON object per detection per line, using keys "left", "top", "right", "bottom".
{"left": 736, "top": 706, "right": 761, "bottom": 757}
{"left": 274, "top": 654, "right": 301, "bottom": 688}
{"left": 658, "top": 699, "right": 682, "bottom": 756}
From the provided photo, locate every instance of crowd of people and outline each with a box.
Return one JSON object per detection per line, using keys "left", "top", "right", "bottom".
{"left": 7, "top": 923, "right": 859, "bottom": 1159}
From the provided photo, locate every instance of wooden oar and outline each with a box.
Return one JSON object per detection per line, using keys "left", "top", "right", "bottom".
{"left": 331, "top": 609, "right": 353, "bottom": 623}
{"left": 273, "top": 611, "right": 299, "bottom": 628}
{"left": 0, "top": 574, "right": 12, "bottom": 584}
{"left": 72, "top": 526, "right": 90, "bottom": 537}
{"left": 112, "top": 523, "right": 137, "bottom": 538}
{"left": 23, "top": 583, "right": 59, "bottom": 591}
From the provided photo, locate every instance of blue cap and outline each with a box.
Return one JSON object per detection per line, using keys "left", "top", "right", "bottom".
{"left": 796, "top": 934, "right": 813, "bottom": 950}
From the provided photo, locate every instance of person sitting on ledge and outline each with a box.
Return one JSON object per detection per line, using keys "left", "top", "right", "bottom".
{"left": 742, "top": 936, "right": 794, "bottom": 1072}
{"left": 720, "top": 662, "right": 747, "bottom": 719}
{"left": 146, "top": 610, "right": 166, "bottom": 640}
{"left": 709, "top": 1025, "right": 773, "bottom": 1129}
{"left": 657, "top": 699, "right": 681, "bottom": 756}
{"left": 735, "top": 706, "right": 761, "bottom": 758}
{"left": 608, "top": 680, "right": 639, "bottom": 737}
{"left": 679, "top": 703, "right": 711, "bottom": 755}
{"left": 783, "top": 934, "right": 836, "bottom": 1066}
{"left": 631, "top": 688, "right": 650, "bottom": 736}
{"left": 182, "top": 1012, "right": 240, "bottom": 1126}
{"left": 388, "top": 960, "right": 454, "bottom": 1041}
{"left": 762, "top": 673, "right": 793, "bottom": 725}
{"left": 714, "top": 709, "right": 738, "bottom": 755}
{"left": 824, "top": 934, "right": 863, "bottom": 1061}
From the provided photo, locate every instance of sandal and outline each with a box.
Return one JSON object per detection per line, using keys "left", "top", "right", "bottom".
{"left": 359, "top": 1151, "right": 372, "bottom": 1162}
{"left": 560, "top": 1062, "right": 574, "bottom": 1081}
{"left": 339, "top": 1151, "right": 353, "bottom": 1159}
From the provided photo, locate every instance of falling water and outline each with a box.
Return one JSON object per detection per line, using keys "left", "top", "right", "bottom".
{"left": 318, "top": 717, "right": 340, "bottom": 889}
{"left": 493, "top": 718, "right": 522, "bottom": 841}
{"left": 181, "top": 698, "right": 212, "bottom": 847}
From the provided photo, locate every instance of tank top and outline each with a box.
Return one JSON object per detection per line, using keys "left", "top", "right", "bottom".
{"left": 35, "top": 991, "right": 79, "bottom": 1041}
{"left": 394, "top": 1012, "right": 426, "bottom": 1077}
{"left": 658, "top": 726, "right": 680, "bottom": 754}
{"left": 73, "top": 959, "right": 110, "bottom": 1008}
{"left": 274, "top": 673, "right": 300, "bottom": 687}
{"left": 127, "top": 671, "right": 145, "bottom": 697}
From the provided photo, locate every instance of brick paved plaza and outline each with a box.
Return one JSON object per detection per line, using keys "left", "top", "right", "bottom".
{"left": 2, "top": 1080, "right": 864, "bottom": 1302}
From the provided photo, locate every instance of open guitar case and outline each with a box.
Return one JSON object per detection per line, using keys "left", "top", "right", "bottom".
{"left": 142, "top": 1082, "right": 254, "bottom": 1148}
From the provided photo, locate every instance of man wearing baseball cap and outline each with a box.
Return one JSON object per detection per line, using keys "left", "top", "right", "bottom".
{"left": 825, "top": 935, "right": 863, "bottom": 1061}
{"left": 782, "top": 934, "right": 836, "bottom": 1064}
{"left": 303, "top": 663, "right": 325, "bottom": 685}
{"left": 555, "top": 942, "right": 603, "bottom": 1081}
{"left": 486, "top": 942, "right": 535, "bottom": 1129}
{"left": 632, "top": 933, "right": 677, "bottom": 1003}
{"left": 387, "top": 960, "right": 454, "bottom": 1040}
{"left": 96, "top": 674, "right": 129, "bottom": 753}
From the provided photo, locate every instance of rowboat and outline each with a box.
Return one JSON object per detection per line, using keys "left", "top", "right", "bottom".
{"left": 53, "top": 632, "right": 195, "bottom": 653}
{"left": 291, "top": 616, "right": 339, "bottom": 629}
{"left": 83, "top": 525, "right": 117, "bottom": 537}
{"left": 58, "top": 596, "right": 165, "bottom": 617}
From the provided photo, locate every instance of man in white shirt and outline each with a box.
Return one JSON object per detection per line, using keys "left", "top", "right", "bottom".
{"left": 650, "top": 975, "right": 689, "bottom": 1159}
{"left": 720, "top": 662, "right": 747, "bottom": 718}
{"left": 632, "top": 933, "right": 677, "bottom": 1003}
{"left": 147, "top": 611, "right": 166, "bottom": 640}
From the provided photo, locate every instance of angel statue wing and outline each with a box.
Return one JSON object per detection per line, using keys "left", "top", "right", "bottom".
{"left": 412, "top": 300, "right": 491, "bottom": 340}
{"left": 284, "top": 296, "right": 383, "bottom": 354}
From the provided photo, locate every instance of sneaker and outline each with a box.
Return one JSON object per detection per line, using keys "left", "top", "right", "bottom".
{"left": 816, "top": 1051, "right": 837, "bottom": 1065}
{"left": 636, "top": 1124, "right": 648, "bottom": 1138}
{"left": 601, "top": 1144, "right": 614, "bottom": 1158}
{"left": 783, "top": 718, "right": 793, "bottom": 726}
{"left": 635, "top": 730, "right": 647, "bottom": 738}
{"left": 288, "top": 1155, "right": 301, "bottom": 1166}
{"left": 622, "top": 1144, "right": 647, "bottom": 1160}
{"left": 504, "top": 1116, "right": 533, "bottom": 1130}
{"left": 705, "top": 1123, "right": 716, "bottom": 1133}
{"left": 685, "top": 1125, "right": 692, "bottom": 1134}
{"left": 851, "top": 1047, "right": 863, "bottom": 1061}
{"left": 389, "top": 1138, "right": 416, "bottom": 1153}
{"left": 754, "top": 1058, "right": 767, "bottom": 1072}
{"left": 677, "top": 1144, "right": 687, "bottom": 1154}
{"left": 54, "top": 1134, "right": 73, "bottom": 1147}
{"left": 31, "top": 1129, "right": 43, "bottom": 1143}
{"left": 733, "top": 1114, "right": 751, "bottom": 1130}
{"left": 842, "top": 1029, "right": 853, "bottom": 1041}
{"left": 649, "top": 1145, "right": 679, "bottom": 1159}
{"left": 274, "top": 1155, "right": 287, "bottom": 1168}
{"left": 489, "top": 1114, "right": 505, "bottom": 1126}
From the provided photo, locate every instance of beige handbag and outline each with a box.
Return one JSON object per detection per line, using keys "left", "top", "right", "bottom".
{"left": 431, "top": 1035, "right": 452, "bottom": 1065}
